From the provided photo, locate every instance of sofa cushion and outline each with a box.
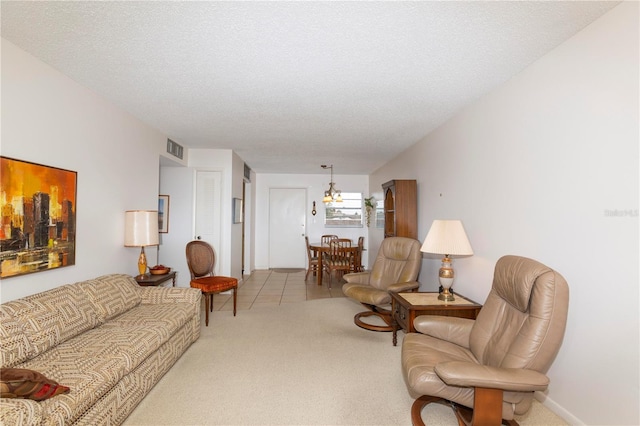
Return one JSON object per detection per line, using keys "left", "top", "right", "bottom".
{"left": 0, "top": 398, "right": 43, "bottom": 425}
{"left": 102, "top": 302, "right": 196, "bottom": 342}
{"left": 79, "top": 274, "right": 142, "bottom": 323}
{"left": 71, "top": 323, "right": 197, "bottom": 426}
{"left": 0, "top": 307, "right": 32, "bottom": 368}
{"left": 0, "top": 368, "right": 70, "bottom": 401}
{"left": 15, "top": 323, "right": 159, "bottom": 424}
{"left": 1, "top": 284, "right": 99, "bottom": 358}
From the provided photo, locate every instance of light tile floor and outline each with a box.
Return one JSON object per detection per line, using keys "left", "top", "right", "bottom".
{"left": 211, "top": 269, "right": 346, "bottom": 312}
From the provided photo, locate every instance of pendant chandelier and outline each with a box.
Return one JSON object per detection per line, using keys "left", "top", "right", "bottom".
{"left": 321, "top": 164, "right": 342, "bottom": 203}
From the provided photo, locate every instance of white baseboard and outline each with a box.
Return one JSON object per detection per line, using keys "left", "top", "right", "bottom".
{"left": 535, "top": 391, "right": 584, "bottom": 425}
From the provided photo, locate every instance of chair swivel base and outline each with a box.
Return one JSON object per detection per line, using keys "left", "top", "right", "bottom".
{"left": 410, "top": 393, "right": 519, "bottom": 426}
{"left": 354, "top": 305, "right": 394, "bottom": 332}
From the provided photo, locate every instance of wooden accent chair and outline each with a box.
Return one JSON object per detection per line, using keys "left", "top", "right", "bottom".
{"left": 185, "top": 240, "right": 237, "bottom": 326}
{"left": 342, "top": 237, "right": 421, "bottom": 331}
{"left": 323, "top": 238, "right": 353, "bottom": 288}
{"left": 305, "top": 236, "right": 319, "bottom": 280}
{"left": 402, "top": 255, "right": 569, "bottom": 426}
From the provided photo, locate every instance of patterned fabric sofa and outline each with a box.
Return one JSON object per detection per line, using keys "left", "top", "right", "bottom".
{"left": 0, "top": 274, "right": 201, "bottom": 425}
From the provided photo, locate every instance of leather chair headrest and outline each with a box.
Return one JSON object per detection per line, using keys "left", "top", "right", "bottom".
{"left": 493, "top": 255, "right": 552, "bottom": 312}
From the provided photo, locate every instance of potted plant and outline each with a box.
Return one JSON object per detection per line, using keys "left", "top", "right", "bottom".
{"left": 364, "top": 197, "right": 375, "bottom": 227}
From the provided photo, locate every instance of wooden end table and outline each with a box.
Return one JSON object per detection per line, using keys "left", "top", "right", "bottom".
{"left": 134, "top": 271, "right": 177, "bottom": 287}
{"left": 390, "top": 291, "right": 482, "bottom": 346}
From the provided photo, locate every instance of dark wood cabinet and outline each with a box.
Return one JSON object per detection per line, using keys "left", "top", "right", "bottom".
{"left": 382, "top": 179, "right": 417, "bottom": 239}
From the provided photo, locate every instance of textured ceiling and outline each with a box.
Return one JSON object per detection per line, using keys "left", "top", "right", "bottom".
{"left": 1, "top": 1, "right": 619, "bottom": 174}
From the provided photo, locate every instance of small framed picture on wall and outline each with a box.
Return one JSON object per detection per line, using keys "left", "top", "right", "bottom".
{"left": 158, "top": 195, "right": 170, "bottom": 233}
{"left": 233, "top": 198, "right": 243, "bottom": 224}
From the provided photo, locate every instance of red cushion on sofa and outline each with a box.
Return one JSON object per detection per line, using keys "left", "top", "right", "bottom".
{"left": 0, "top": 368, "right": 70, "bottom": 401}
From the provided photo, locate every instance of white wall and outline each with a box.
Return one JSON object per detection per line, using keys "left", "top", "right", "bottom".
{"left": 371, "top": 3, "right": 639, "bottom": 425}
{"left": 254, "top": 173, "right": 369, "bottom": 270}
{"left": 230, "top": 151, "right": 246, "bottom": 278}
{"left": 157, "top": 165, "right": 194, "bottom": 287}
{"left": 158, "top": 148, "right": 244, "bottom": 286}
{"left": 1, "top": 39, "right": 167, "bottom": 302}
{"left": 0, "top": 43, "right": 258, "bottom": 294}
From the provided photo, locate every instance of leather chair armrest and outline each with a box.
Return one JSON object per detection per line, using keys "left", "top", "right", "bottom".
{"left": 435, "top": 361, "right": 550, "bottom": 392}
{"left": 387, "top": 281, "right": 420, "bottom": 293}
{"left": 413, "top": 315, "right": 474, "bottom": 348}
{"left": 343, "top": 272, "right": 370, "bottom": 284}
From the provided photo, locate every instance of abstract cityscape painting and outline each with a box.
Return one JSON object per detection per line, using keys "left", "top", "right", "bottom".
{"left": 0, "top": 157, "right": 77, "bottom": 278}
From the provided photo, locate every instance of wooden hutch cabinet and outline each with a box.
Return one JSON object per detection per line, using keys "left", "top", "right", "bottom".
{"left": 382, "top": 180, "right": 417, "bottom": 239}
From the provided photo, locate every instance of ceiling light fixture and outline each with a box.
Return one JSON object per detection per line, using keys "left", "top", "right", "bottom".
{"left": 321, "top": 164, "right": 342, "bottom": 204}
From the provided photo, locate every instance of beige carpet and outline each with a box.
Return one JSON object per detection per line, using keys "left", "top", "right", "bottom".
{"left": 124, "top": 298, "right": 568, "bottom": 425}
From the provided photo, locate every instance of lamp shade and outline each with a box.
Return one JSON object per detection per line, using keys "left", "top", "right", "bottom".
{"left": 421, "top": 220, "right": 473, "bottom": 256}
{"left": 124, "top": 210, "right": 159, "bottom": 247}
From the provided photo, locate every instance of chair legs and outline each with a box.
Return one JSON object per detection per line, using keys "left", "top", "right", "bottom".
{"left": 410, "top": 389, "right": 519, "bottom": 426}
{"left": 204, "top": 292, "right": 211, "bottom": 327}
{"left": 202, "top": 287, "right": 237, "bottom": 327}
{"left": 324, "top": 267, "right": 349, "bottom": 289}
{"left": 305, "top": 263, "right": 318, "bottom": 280}
{"left": 410, "top": 395, "right": 449, "bottom": 426}
{"left": 232, "top": 286, "right": 237, "bottom": 316}
{"left": 354, "top": 304, "right": 394, "bottom": 332}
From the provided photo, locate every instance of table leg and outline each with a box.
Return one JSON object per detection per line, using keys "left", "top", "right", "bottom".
{"left": 391, "top": 299, "right": 398, "bottom": 346}
{"left": 392, "top": 329, "right": 397, "bottom": 346}
{"left": 317, "top": 251, "right": 323, "bottom": 285}
{"left": 392, "top": 317, "right": 398, "bottom": 346}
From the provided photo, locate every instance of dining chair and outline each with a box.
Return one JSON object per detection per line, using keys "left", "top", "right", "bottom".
{"left": 324, "top": 238, "right": 353, "bottom": 288}
{"left": 304, "top": 236, "right": 320, "bottom": 280}
{"left": 321, "top": 234, "right": 338, "bottom": 245}
{"left": 185, "top": 240, "right": 237, "bottom": 326}
{"left": 351, "top": 236, "right": 365, "bottom": 272}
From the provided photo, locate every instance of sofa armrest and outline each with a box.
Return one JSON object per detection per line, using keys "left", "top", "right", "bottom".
{"left": 0, "top": 398, "right": 42, "bottom": 426}
{"left": 435, "top": 361, "right": 550, "bottom": 392}
{"left": 343, "top": 272, "right": 370, "bottom": 284}
{"left": 138, "top": 287, "right": 201, "bottom": 306}
{"left": 413, "top": 315, "right": 474, "bottom": 349}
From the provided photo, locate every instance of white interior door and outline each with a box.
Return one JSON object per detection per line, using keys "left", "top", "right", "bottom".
{"left": 269, "top": 188, "right": 306, "bottom": 268}
{"left": 194, "top": 170, "right": 222, "bottom": 271}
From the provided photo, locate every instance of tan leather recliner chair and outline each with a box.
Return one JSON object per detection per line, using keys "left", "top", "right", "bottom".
{"left": 342, "top": 237, "right": 421, "bottom": 331}
{"left": 402, "top": 255, "right": 569, "bottom": 426}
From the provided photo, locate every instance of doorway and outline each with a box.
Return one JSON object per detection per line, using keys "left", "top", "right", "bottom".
{"left": 268, "top": 188, "right": 306, "bottom": 268}
{"left": 194, "top": 170, "right": 222, "bottom": 268}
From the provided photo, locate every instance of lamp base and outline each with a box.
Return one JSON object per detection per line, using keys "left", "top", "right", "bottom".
{"left": 438, "top": 288, "right": 455, "bottom": 301}
{"left": 438, "top": 256, "right": 455, "bottom": 301}
{"left": 138, "top": 247, "right": 147, "bottom": 276}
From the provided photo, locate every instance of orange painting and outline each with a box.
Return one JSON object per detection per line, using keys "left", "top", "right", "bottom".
{"left": 0, "top": 157, "right": 77, "bottom": 278}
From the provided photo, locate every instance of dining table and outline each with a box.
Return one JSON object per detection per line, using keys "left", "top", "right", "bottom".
{"left": 308, "top": 241, "right": 362, "bottom": 286}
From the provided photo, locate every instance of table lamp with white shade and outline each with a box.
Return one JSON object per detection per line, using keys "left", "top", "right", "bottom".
{"left": 421, "top": 219, "right": 473, "bottom": 301}
{"left": 125, "top": 210, "right": 159, "bottom": 277}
